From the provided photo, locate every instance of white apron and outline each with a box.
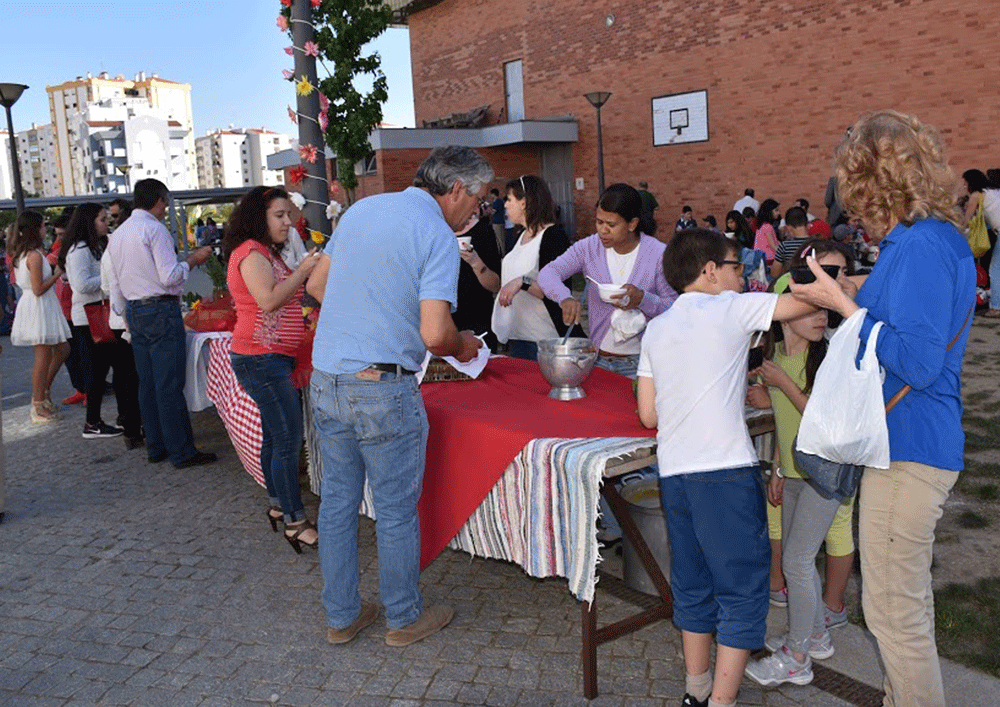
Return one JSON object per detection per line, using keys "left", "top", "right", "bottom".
{"left": 491, "top": 227, "right": 558, "bottom": 344}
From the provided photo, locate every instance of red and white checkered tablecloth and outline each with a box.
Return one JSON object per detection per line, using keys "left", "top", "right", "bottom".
{"left": 205, "top": 336, "right": 265, "bottom": 488}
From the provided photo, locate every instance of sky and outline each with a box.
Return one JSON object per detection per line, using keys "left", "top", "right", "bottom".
{"left": 4, "top": 1, "right": 415, "bottom": 136}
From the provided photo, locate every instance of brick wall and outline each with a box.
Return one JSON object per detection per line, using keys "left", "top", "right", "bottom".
{"left": 409, "top": 0, "right": 999, "bottom": 237}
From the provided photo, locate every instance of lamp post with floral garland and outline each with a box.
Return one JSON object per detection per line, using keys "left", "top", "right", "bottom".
{"left": 290, "top": 0, "right": 330, "bottom": 242}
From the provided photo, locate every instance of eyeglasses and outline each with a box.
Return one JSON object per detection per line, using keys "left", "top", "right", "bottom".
{"left": 519, "top": 175, "right": 526, "bottom": 193}
{"left": 719, "top": 260, "right": 742, "bottom": 267}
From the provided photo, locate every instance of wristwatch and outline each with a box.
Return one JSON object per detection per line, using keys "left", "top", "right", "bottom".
{"left": 520, "top": 276, "right": 532, "bottom": 291}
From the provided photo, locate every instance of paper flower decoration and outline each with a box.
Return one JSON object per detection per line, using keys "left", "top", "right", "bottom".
{"left": 318, "top": 110, "right": 328, "bottom": 132}
{"left": 282, "top": 69, "right": 294, "bottom": 81}
{"left": 280, "top": 0, "right": 292, "bottom": 7}
{"left": 284, "top": 46, "right": 294, "bottom": 56}
{"left": 318, "top": 93, "right": 329, "bottom": 111}
{"left": 290, "top": 192, "right": 306, "bottom": 210}
{"left": 330, "top": 181, "right": 341, "bottom": 197}
{"left": 310, "top": 229, "right": 325, "bottom": 244}
{"left": 311, "top": 0, "right": 321, "bottom": 7}
{"left": 304, "top": 41, "right": 319, "bottom": 57}
{"left": 295, "top": 75, "right": 314, "bottom": 96}
{"left": 295, "top": 216, "right": 309, "bottom": 239}
{"left": 326, "top": 201, "right": 342, "bottom": 220}
{"left": 288, "top": 165, "right": 306, "bottom": 186}
{"left": 298, "top": 143, "right": 319, "bottom": 164}
{"left": 287, "top": 105, "right": 297, "bottom": 124}
{"left": 276, "top": 15, "right": 289, "bottom": 30}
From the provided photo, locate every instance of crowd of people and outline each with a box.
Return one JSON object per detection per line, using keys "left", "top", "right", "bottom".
{"left": 0, "top": 108, "right": 982, "bottom": 707}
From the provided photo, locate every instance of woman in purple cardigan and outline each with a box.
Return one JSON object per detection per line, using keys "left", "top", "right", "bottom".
{"left": 538, "top": 183, "right": 677, "bottom": 378}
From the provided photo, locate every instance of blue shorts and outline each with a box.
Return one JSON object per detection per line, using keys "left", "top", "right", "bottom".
{"left": 658, "top": 465, "right": 769, "bottom": 650}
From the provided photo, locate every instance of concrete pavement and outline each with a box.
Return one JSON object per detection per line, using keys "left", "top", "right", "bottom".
{"left": 1, "top": 336, "right": 996, "bottom": 706}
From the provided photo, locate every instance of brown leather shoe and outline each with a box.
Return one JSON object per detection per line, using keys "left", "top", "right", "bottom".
{"left": 384, "top": 605, "right": 454, "bottom": 647}
{"left": 326, "top": 601, "right": 379, "bottom": 645}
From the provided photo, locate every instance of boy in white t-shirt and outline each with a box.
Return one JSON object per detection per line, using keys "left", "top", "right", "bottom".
{"left": 636, "top": 229, "right": 818, "bottom": 707}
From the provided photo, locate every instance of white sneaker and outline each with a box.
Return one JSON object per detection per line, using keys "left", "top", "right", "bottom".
{"left": 765, "top": 630, "right": 834, "bottom": 660}
{"left": 825, "top": 603, "right": 849, "bottom": 630}
{"left": 745, "top": 645, "right": 814, "bottom": 686}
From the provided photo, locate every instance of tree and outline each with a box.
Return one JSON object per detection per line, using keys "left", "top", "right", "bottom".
{"left": 309, "top": 0, "right": 391, "bottom": 197}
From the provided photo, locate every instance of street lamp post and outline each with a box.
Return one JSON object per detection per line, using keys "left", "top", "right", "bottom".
{"left": 115, "top": 163, "right": 132, "bottom": 193}
{"left": 0, "top": 83, "right": 29, "bottom": 214}
{"left": 584, "top": 91, "right": 611, "bottom": 196}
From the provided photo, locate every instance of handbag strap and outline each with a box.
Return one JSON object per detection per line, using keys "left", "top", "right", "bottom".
{"left": 884, "top": 301, "right": 975, "bottom": 413}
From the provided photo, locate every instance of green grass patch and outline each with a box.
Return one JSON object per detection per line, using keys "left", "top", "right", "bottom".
{"left": 956, "top": 510, "right": 989, "bottom": 529}
{"left": 965, "top": 461, "right": 1000, "bottom": 479}
{"left": 964, "top": 390, "right": 993, "bottom": 407}
{"left": 935, "top": 578, "right": 1000, "bottom": 678}
{"left": 975, "top": 484, "right": 1000, "bottom": 501}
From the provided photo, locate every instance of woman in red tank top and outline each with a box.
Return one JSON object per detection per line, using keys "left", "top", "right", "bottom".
{"left": 224, "top": 187, "right": 320, "bottom": 553}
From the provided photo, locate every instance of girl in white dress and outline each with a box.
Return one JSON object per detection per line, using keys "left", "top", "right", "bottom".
{"left": 9, "top": 211, "right": 71, "bottom": 422}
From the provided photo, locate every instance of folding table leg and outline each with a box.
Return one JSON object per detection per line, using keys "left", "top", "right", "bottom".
{"left": 582, "top": 600, "right": 598, "bottom": 699}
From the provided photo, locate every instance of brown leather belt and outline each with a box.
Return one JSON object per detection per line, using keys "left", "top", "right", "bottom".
{"left": 355, "top": 363, "right": 416, "bottom": 380}
{"left": 598, "top": 350, "right": 636, "bottom": 358}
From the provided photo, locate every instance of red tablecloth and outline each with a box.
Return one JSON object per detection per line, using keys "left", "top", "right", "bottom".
{"left": 417, "top": 357, "right": 655, "bottom": 568}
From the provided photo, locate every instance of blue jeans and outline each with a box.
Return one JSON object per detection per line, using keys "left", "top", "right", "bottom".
{"left": 658, "top": 465, "right": 769, "bottom": 650}
{"left": 231, "top": 353, "right": 305, "bottom": 523}
{"left": 595, "top": 354, "right": 639, "bottom": 380}
{"left": 507, "top": 339, "right": 538, "bottom": 360}
{"left": 311, "top": 368, "right": 428, "bottom": 630}
{"left": 125, "top": 298, "right": 197, "bottom": 465}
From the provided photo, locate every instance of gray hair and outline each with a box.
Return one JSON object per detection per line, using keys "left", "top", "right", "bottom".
{"left": 413, "top": 146, "right": 494, "bottom": 196}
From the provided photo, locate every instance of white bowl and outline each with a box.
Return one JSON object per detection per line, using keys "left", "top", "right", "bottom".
{"left": 456, "top": 235, "right": 472, "bottom": 250}
{"left": 596, "top": 282, "right": 626, "bottom": 303}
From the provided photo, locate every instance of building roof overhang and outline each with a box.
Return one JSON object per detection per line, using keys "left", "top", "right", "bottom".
{"left": 369, "top": 119, "right": 578, "bottom": 151}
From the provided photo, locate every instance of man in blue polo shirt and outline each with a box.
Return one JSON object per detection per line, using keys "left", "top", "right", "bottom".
{"left": 307, "top": 146, "right": 492, "bottom": 648}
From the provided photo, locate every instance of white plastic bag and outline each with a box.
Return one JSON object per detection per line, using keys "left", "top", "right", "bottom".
{"left": 609, "top": 308, "right": 646, "bottom": 343}
{"left": 795, "top": 308, "right": 890, "bottom": 469}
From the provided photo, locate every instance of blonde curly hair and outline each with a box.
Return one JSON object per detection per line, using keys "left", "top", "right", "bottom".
{"left": 834, "top": 109, "right": 962, "bottom": 241}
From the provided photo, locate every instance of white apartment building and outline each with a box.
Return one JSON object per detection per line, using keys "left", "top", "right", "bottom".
{"left": 195, "top": 129, "right": 291, "bottom": 189}
{"left": 46, "top": 71, "right": 196, "bottom": 195}
{"left": 14, "top": 124, "right": 61, "bottom": 198}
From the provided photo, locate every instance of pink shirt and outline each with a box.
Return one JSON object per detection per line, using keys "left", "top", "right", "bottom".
{"left": 227, "top": 240, "right": 304, "bottom": 357}
{"left": 106, "top": 209, "right": 190, "bottom": 315}
{"left": 753, "top": 223, "right": 778, "bottom": 263}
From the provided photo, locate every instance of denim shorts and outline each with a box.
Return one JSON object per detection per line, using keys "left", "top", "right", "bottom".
{"left": 658, "top": 465, "right": 769, "bottom": 650}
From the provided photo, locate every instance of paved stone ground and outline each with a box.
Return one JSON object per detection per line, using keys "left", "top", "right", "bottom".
{"left": 0, "top": 337, "right": 866, "bottom": 706}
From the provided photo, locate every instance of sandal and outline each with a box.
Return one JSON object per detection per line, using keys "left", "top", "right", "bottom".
{"left": 30, "top": 401, "right": 59, "bottom": 423}
{"left": 983, "top": 309, "right": 1000, "bottom": 319}
{"left": 266, "top": 506, "right": 284, "bottom": 533}
{"left": 284, "top": 519, "right": 319, "bottom": 554}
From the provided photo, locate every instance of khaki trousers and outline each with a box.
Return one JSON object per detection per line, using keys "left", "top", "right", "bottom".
{"left": 860, "top": 461, "right": 957, "bottom": 707}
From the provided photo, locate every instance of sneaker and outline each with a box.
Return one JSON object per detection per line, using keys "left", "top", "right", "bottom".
{"left": 825, "top": 603, "right": 849, "bottom": 630}
{"left": 82, "top": 422, "right": 124, "bottom": 439}
{"left": 681, "top": 694, "right": 708, "bottom": 707}
{"left": 62, "top": 391, "right": 86, "bottom": 405}
{"left": 327, "top": 601, "right": 379, "bottom": 645}
{"left": 765, "top": 630, "right": 835, "bottom": 660}
{"left": 745, "top": 645, "right": 814, "bottom": 686}
{"left": 769, "top": 587, "right": 788, "bottom": 607}
{"left": 385, "top": 605, "right": 454, "bottom": 646}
